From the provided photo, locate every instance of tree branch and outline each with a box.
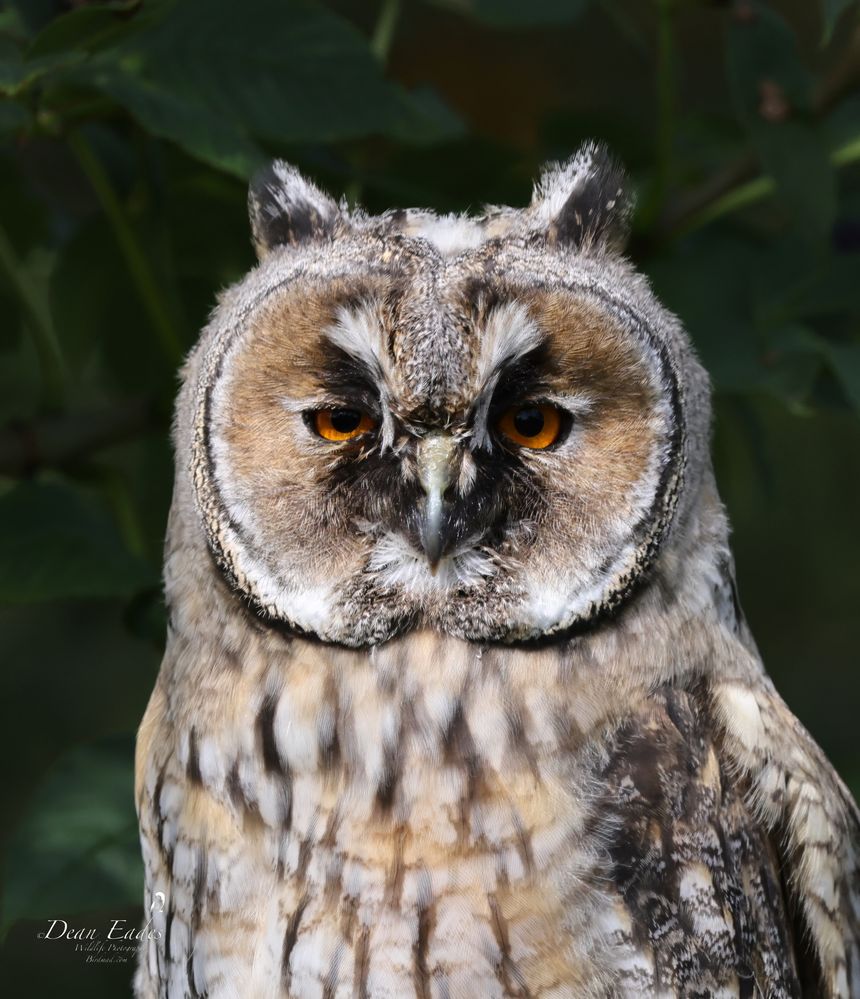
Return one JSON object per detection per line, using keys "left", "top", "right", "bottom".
{"left": 0, "top": 399, "right": 158, "bottom": 476}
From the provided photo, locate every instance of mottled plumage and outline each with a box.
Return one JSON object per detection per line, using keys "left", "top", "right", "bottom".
{"left": 136, "top": 144, "right": 860, "bottom": 998}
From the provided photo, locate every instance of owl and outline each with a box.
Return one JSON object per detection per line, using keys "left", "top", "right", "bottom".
{"left": 135, "top": 143, "right": 860, "bottom": 999}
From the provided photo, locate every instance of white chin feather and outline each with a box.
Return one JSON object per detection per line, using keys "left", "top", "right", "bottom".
{"left": 367, "top": 532, "right": 496, "bottom": 595}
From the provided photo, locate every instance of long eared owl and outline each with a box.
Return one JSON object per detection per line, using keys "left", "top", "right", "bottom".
{"left": 136, "top": 143, "right": 860, "bottom": 998}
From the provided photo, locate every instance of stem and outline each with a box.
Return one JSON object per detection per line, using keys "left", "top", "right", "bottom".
{"left": 0, "top": 226, "right": 66, "bottom": 408}
{"left": 68, "top": 131, "right": 183, "bottom": 365}
{"left": 680, "top": 176, "right": 774, "bottom": 234}
{"left": 98, "top": 466, "right": 147, "bottom": 557}
{"left": 678, "top": 135, "right": 860, "bottom": 236}
{"left": 371, "top": 0, "right": 401, "bottom": 64}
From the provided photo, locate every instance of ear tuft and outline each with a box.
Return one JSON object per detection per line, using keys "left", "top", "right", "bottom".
{"left": 531, "top": 142, "right": 633, "bottom": 252}
{"left": 248, "top": 162, "right": 340, "bottom": 258}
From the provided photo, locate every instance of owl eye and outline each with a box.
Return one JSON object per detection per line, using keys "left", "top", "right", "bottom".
{"left": 497, "top": 403, "right": 563, "bottom": 449}
{"left": 313, "top": 408, "right": 376, "bottom": 442}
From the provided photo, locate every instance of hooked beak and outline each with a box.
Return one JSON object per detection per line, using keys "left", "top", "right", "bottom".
{"left": 416, "top": 432, "right": 456, "bottom": 571}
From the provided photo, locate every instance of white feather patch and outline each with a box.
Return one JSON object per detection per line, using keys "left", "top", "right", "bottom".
{"left": 406, "top": 211, "right": 486, "bottom": 255}
{"left": 367, "top": 532, "right": 496, "bottom": 595}
{"left": 476, "top": 301, "right": 544, "bottom": 387}
{"left": 326, "top": 304, "right": 390, "bottom": 381}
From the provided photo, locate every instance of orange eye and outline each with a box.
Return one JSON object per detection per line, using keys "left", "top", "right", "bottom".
{"left": 313, "top": 408, "right": 376, "bottom": 442}
{"left": 497, "top": 403, "right": 563, "bottom": 449}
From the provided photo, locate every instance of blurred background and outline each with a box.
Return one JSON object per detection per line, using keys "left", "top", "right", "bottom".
{"left": 1, "top": 0, "right": 859, "bottom": 993}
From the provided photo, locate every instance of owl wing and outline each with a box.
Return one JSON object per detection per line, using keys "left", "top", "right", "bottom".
{"left": 599, "top": 685, "right": 801, "bottom": 996}
{"left": 713, "top": 675, "right": 860, "bottom": 997}
{"left": 599, "top": 681, "right": 860, "bottom": 998}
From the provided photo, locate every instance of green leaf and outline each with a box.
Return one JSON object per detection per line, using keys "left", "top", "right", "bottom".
{"left": 423, "top": 0, "right": 591, "bottom": 26}
{"left": 85, "top": 0, "right": 459, "bottom": 170}
{"left": 90, "top": 67, "right": 264, "bottom": 179}
{"left": 822, "top": 0, "right": 859, "bottom": 44}
{"left": 26, "top": 0, "right": 145, "bottom": 59}
{"left": 1, "top": 737, "right": 142, "bottom": 932}
{"left": 9, "top": 0, "right": 460, "bottom": 172}
{"left": 0, "top": 481, "right": 157, "bottom": 603}
{"left": 386, "top": 85, "right": 466, "bottom": 147}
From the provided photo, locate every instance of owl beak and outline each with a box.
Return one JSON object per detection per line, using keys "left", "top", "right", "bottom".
{"left": 416, "top": 431, "right": 456, "bottom": 571}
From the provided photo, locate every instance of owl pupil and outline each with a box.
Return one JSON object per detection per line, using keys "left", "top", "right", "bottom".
{"left": 330, "top": 408, "right": 362, "bottom": 433}
{"left": 514, "top": 406, "right": 544, "bottom": 438}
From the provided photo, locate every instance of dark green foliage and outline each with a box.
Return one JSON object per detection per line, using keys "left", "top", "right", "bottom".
{"left": 727, "top": 3, "right": 836, "bottom": 239}
{"left": 1, "top": 0, "right": 859, "bottom": 993}
{"left": 2, "top": 737, "right": 140, "bottom": 935}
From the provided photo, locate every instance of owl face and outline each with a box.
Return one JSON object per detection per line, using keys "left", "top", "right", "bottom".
{"left": 188, "top": 148, "right": 698, "bottom": 646}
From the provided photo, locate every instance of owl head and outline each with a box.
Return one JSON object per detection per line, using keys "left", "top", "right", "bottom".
{"left": 179, "top": 143, "right": 711, "bottom": 647}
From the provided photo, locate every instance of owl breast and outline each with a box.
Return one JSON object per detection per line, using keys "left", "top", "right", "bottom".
{"left": 137, "top": 624, "right": 800, "bottom": 999}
